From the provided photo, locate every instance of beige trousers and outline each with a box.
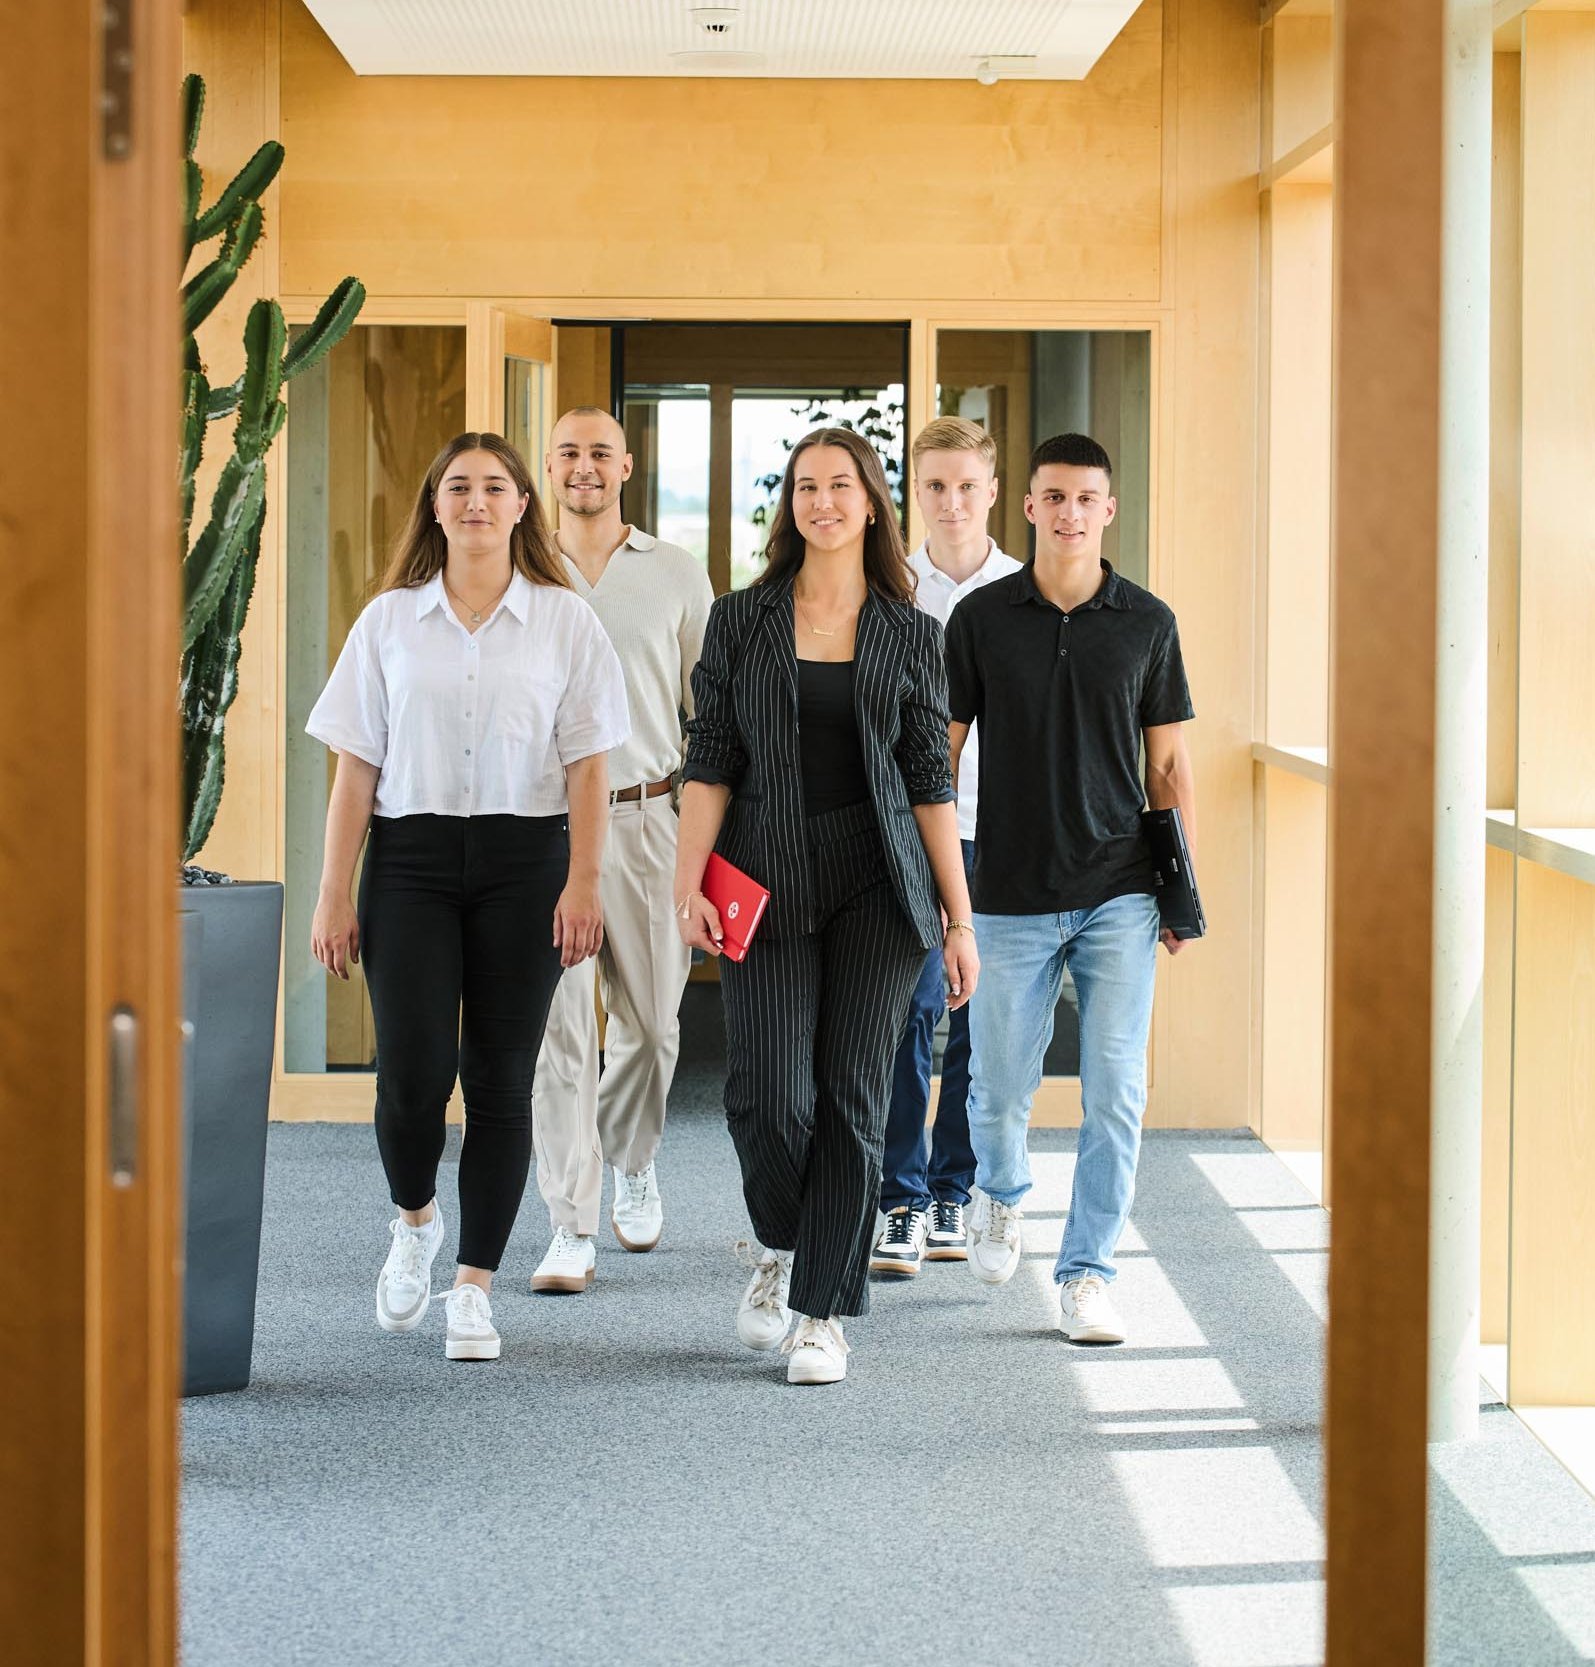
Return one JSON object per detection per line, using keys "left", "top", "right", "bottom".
{"left": 531, "top": 793, "right": 691, "bottom": 1234}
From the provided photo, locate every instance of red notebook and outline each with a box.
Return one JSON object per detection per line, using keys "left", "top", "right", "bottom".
{"left": 702, "top": 852, "right": 770, "bottom": 964}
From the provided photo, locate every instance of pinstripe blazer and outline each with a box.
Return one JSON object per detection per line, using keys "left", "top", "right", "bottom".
{"left": 681, "top": 575, "right": 954, "bottom": 949}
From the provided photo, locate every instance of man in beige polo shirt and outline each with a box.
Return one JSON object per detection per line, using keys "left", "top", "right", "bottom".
{"left": 529, "top": 407, "right": 714, "bottom": 1294}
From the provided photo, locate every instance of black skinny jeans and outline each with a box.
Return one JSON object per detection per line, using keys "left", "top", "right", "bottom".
{"left": 359, "top": 813, "right": 567, "bottom": 1271}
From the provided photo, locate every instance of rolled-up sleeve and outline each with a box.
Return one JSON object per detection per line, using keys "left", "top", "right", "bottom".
{"left": 681, "top": 596, "right": 749, "bottom": 790}
{"left": 306, "top": 610, "right": 388, "bottom": 769}
{"left": 555, "top": 604, "right": 631, "bottom": 765}
{"left": 895, "top": 618, "right": 955, "bottom": 807}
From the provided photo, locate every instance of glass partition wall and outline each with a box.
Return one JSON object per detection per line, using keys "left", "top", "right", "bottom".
{"left": 283, "top": 323, "right": 467, "bottom": 1073}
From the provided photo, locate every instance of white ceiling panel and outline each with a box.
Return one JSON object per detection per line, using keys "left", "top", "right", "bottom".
{"left": 300, "top": 1, "right": 1145, "bottom": 81}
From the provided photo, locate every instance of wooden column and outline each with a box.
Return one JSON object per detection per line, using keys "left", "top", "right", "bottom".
{"left": 1325, "top": 0, "right": 1444, "bottom": 1661}
{"left": 1, "top": 1, "right": 182, "bottom": 1661}
{"left": 708, "top": 383, "right": 734, "bottom": 595}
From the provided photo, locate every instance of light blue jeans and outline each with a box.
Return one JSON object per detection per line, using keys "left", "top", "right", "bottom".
{"left": 966, "top": 892, "right": 1160, "bottom": 1285}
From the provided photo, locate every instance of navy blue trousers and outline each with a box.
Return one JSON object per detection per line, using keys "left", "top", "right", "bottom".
{"left": 879, "top": 839, "right": 976, "bottom": 1213}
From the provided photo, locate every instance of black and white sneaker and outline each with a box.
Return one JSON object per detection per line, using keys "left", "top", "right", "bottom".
{"left": 925, "top": 1199, "right": 967, "bottom": 1262}
{"left": 869, "top": 1207, "right": 929, "bottom": 1277}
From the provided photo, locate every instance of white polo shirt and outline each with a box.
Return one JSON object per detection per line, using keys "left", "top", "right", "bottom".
{"left": 909, "top": 537, "right": 1023, "bottom": 842}
{"left": 306, "top": 571, "right": 630, "bottom": 819}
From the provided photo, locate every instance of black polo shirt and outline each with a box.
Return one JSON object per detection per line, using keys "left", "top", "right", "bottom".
{"left": 944, "top": 559, "right": 1194, "bottom": 914}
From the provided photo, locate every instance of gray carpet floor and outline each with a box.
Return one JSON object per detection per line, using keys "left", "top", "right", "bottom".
{"left": 182, "top": 995, "right": 1595, "bottom": 1667}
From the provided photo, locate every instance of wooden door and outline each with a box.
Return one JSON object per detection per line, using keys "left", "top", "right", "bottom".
{"left": 0, "top": 3, "right": 182, "bottom": 1663}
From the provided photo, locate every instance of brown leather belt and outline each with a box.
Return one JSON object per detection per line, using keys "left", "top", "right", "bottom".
{"left": 609, "top": 776, "right": 674, "bottom": 805}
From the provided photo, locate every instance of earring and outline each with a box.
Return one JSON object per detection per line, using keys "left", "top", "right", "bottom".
{"left": 868, "top": 514, "right": 876, "bottom": 525}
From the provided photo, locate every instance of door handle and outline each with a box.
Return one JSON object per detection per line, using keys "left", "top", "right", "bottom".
{"left": 109, "top": 1005, "right": 138, "bottom": 1187}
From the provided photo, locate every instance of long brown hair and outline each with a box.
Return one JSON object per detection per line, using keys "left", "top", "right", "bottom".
{"left": 755, "top": 427, "right": 914, "bottom": 604}
{"left": 380, "top": 432, "right": 568, "bottom": 593}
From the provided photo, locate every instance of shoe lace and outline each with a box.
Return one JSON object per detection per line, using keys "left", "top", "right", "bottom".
{"left": 388, "top": 1218, "right": 431, "bottom": 1285}
{"left": 986, "top": 1200, "right": 1020, "bottom": 1245}
{"left": 932, "top": 1201, "right": 963, "bottom": 1233}
{"left": 618, "top": 1167, "right": 658, "bottom": 1210}
{"left": 781, "top": 1315, "right": 849, "bottom": 1358}
{"left": 1068, "top": 1274, "right": 1106, "bottom": 1314}
{"left": 882, "top": 1210, "right": 914, "bottom": 1247}
{"left": 734, "top": 1240, "right": 790, "bottom": 1311}
{"left": 549, "top": 1226, "right": 586, "bottom": 1260}
{"left": 448, "top": 1284, "right": 491, "bottom": 1328}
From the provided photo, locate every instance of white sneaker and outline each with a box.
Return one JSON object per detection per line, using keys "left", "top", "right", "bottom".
{"left": 611, "top": 1162, "right": 663, "bottom": 1252}
{"left": 735, "top": 1243, "right": 793, "bottom": 1351}
{"left": 967, "top": 1188, "right": 1023, "bottom": 1286}
{"left": 375, "top": 1203, "right": 445, "bottom": 1332}
{"left": 783, "top": 1315, "right": 849, "bottom": 1385}
{"left": 531, "top": 1226, "right": 596, "bottom": 1294}
{"left": 1058, "top": 1274, "right": 1126, "bottom": 1344}
{"left": 444, "top": 1283, "right": 500, "bottom": 1361}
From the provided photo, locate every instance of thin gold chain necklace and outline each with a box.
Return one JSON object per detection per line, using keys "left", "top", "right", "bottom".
{"left": 794, "top": 589, "right": 862, "bottom": 638}
{"left": 444, "top": 573, "right": 511, "bottom": 625}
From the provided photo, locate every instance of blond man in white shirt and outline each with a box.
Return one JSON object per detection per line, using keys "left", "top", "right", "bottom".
{"left": 530, "top": 408, "right": 715, "bottom": 1293}
{"left": 870, "top": 417, "right": 1022, "bottom": 1279}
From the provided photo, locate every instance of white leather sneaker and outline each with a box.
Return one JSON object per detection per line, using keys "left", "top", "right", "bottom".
{"left": 375, "top": 1203, "right": 445, "bottom": 1332}
{"left": 966, "top": 1188, "right": 1023, "bottom": 1286}
{"left": 530, "top": 1226, "right": 596, "bottom": 1294}
{"left": 869, "top": 1207, "right": 929, "bottom": 1277}
{"left": 1058, "top": 1274, "right": 1126, "bottom": 1344}
{"left": 611, "top": 1162, "right": 663, "bottom": 1252}
{"left": 443, "top": 1283, "right": 500, "bottom": 1361}
{"left": 783, "top": 1315, "right": 849, "bottom": 1385}
{"left": 735, "top": 1244, "right": 793, "bottom": 1351}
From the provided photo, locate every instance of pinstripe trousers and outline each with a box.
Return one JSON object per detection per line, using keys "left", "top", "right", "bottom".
{"left": 720, "top": 801, "right": 927, "bottom": 1319}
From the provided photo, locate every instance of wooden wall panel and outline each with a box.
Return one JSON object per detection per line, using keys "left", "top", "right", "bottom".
{"left": 1518, "top": 13, "right": 1595, "bottom": 826}
{"left": 1153, "top": 0, "right": 1260, "bottom": 1130}
{"left": 1509, "top": 861, "right": 1595, "bottom": 1402}
{"left": 1271, "top": 14, "right": 1334, "bottom": 160}
{"left": 184, "top": 0, "right": 283, "bottom": 884}
{"left": 1259, "top": 767, "right": 1328, "bottom": 1151}
{"left": 1265, "top": 183, "right": 1333, "bottom": 749}
{"left": 1480, "top": 842, "right": 1513, "bottom": 1345}
{"left": 277, "top": 0, "right": 1164, "bottom": 306}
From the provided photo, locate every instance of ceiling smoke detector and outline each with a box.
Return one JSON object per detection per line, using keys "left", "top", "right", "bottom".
{"left": 691, "top": 6, "right": 740, "bottom": 33}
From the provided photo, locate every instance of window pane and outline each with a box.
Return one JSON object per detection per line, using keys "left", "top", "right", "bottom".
{"left": 283, "top": 324, "right": 467, "bottom": 1073}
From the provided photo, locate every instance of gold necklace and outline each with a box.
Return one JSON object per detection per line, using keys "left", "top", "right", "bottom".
{"left": 794, "top": 590, "right": 860, "bottom": 638}
{"left": 444, "top": 573, "right": 511, "bottom": 625}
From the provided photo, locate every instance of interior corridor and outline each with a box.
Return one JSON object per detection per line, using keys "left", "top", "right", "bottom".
{"left": 180, "top": 998, "right": 1595, "bottom": 1667}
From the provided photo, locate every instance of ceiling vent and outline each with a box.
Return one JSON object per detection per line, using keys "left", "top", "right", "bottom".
{"left": 691, "top": 6, "right": 740, "bottom": 33}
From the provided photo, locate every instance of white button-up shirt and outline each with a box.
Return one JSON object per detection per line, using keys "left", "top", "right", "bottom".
{"left": 306, "top": 571, "right": 630, "bottom": 819}
{"left": 909, "top": 537, "right": 1023, "bottom": 841}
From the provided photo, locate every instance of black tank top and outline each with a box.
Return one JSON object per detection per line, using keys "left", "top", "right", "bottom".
{"left": 797, "top": 660, "right": 869, "bottom": 815}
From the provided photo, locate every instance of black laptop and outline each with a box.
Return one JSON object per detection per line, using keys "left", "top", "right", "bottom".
{"left": 1140, "top": 805, "right": 1206, "bottom": 940}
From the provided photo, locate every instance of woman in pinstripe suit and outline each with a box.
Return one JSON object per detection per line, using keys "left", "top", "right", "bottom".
{"left": 674, "top": 428, "right": 980, "bottom": 1385}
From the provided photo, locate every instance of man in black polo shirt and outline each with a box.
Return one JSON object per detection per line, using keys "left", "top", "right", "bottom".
{"left": 943, "top": 432, "right": 1196, "bottom": 1344}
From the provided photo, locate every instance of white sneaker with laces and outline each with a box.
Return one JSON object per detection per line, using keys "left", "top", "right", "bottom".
{"left": 735, "top": 1243, "right": 793, "bottom": 1351}
{"left": 1058, "top": 1274, "right": 1125, "bottom": 1344}
{"left": 611, "top": 1162, "right": 663, "bottom": 1252}
{"left": 531, "top": 1226, "right": 597, "bottom": 1293}
{"left": 444, "top": 1283, "right": 500, "bottom": 1361}
{"left": 375, "top": 1203, "right": 445, "bottom": 1332}
{"left": 966, "top": 1187, "right": 1023, "bottom": 1286}
{"left": 783, "top": 1315, "right": 849, "bottom": 1385}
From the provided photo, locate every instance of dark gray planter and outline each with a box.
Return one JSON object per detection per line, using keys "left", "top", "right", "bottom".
{"left": 180, "top": 880, "right": 283, "bottom": 1397}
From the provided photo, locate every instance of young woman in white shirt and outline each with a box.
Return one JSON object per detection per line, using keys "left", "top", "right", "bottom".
{"left": 308, "top": 432, "right": 629, "bottom": 1363}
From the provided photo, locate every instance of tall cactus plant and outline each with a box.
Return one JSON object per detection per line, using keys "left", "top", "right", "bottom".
{"left": 180, "top": 73, "right": 365, "bottom": 865}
